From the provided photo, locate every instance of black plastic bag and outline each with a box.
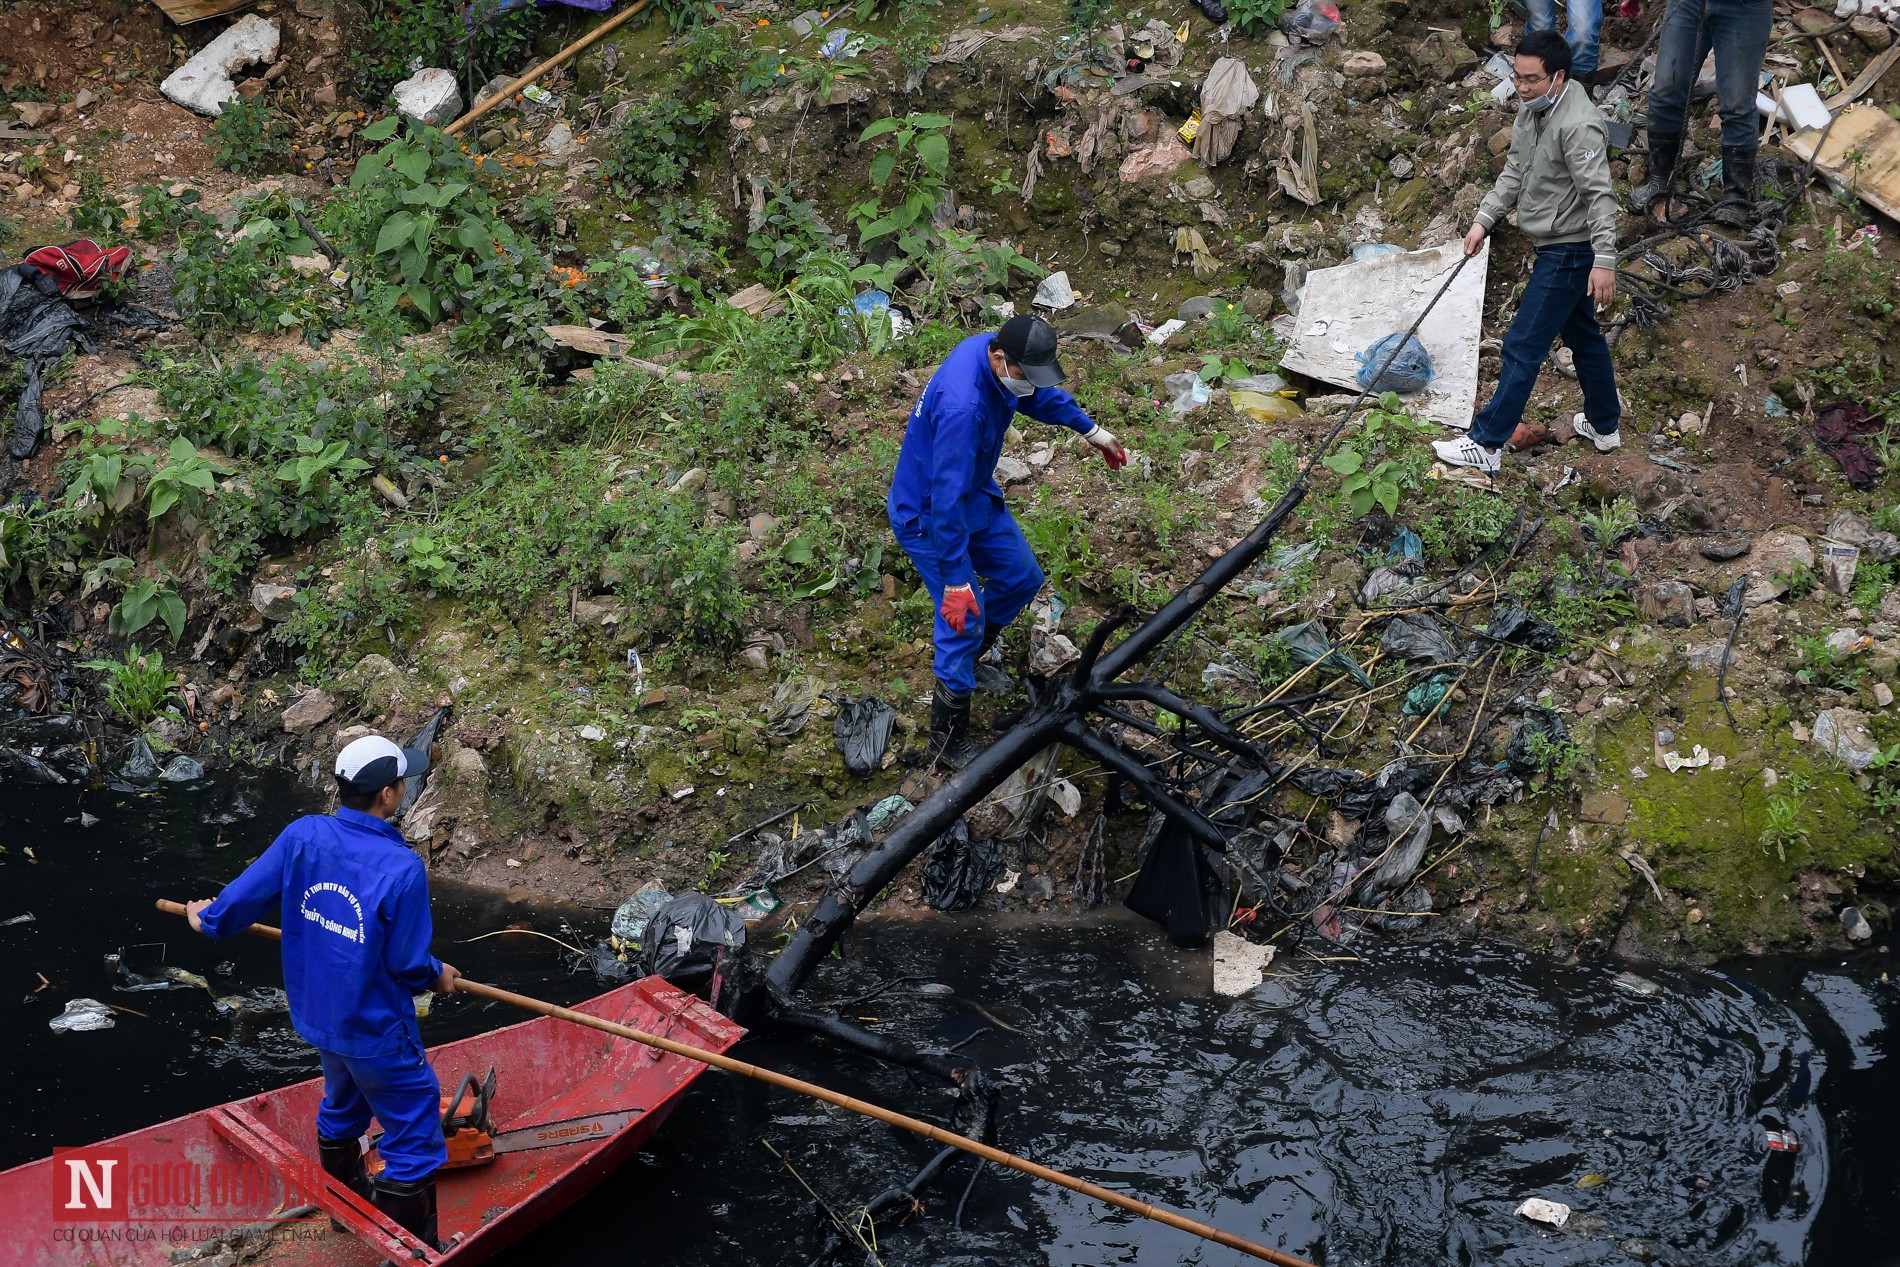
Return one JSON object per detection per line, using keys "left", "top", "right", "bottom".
{"left": 921, "top": 818, "right": 1002, "bottom": 912}
{"left": 1484, "top": 607, "right": 1560, "bottom": 652}
{"left": 1379, "top": 612, "right": 1464, "bottom": 665}
{"left": 640, "top": 894, "right": 746, "bottom": 993}
{"left": 1336, "top": 759, "right": 1437, "bottom": 819}
{"left": 830, "top": 693, "right": 896, "bottom": 776}
{"left": 1124, "top": 813, "right": 1218, "bottom": 947}
{"left": 1506, "top": 709, "right": 1567, "bottom": 775}
{"left": 1281, "top": 763, "right": 1366, "bottom": 801}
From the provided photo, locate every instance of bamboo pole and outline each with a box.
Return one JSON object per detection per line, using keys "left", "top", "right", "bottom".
{"left": 443, "top": 0, "right": 652, "bottom": 138}
{"left": 155, "top": 900, "right": 1314, "bottom": 1267}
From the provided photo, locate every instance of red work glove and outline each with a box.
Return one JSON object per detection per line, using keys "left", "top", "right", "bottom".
{"left": 1084, "top": 424, "right": 1128, "bottom": 470}
{"left": 940, "top": 584, "right": 980, "bottom": 635}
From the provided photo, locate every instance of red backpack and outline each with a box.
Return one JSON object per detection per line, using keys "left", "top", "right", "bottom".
{"left": 20, "top": 239, "right": 133, "bottom": 300}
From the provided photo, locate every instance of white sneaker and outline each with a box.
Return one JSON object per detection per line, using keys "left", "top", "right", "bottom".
{"left": 1431, "top": 435, "right": 1502, "bottom": 473}
{"left": 1573, "top": 413, "right": 1622, "bottom": 452}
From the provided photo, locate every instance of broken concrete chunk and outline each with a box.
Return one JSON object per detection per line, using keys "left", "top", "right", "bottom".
{"left": 13, "top": 100, "right": 56, "bottom": 127}
{"left": 994, "top": 455, "right": 1034, "bottom": 486}
{"left": 392, "top": 67, "right": 464, "bottom": 128}
{"left": 1811, "top": 707, "right": 1882, "bottom": 770}
{"left": 161, "top": 14, "right": 280, "bottom": 117}
{"left": 1636, "top": 580, "right": 1695, "bottom": 628}
{"left": 1343, "top": 50, "right": 1388, "bottom": 78}
{"left": 1743, "top": 531, "right": 1815, "bottom": 606}
{"left": 250, "top": 581, "right": 299, "bottom": 621}
{"left": 281, "top": 689, "right": 337, "bottom": 735}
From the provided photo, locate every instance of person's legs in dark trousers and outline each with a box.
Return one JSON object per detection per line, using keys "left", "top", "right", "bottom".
{"left": 1636, "top": 0, "right": 1712, "bottom": 215}
{"left": 1561, "top": 279, "right": 1621, "bottom": 436}
{"left": 1468, "top": 245, "right": 1597, "bottom": 450}
{"left": 1709, "top": 0, "right": 1773, "bottom": 224}
{"left": 316, "top": 1043, "right": 446, "bottom": 1246}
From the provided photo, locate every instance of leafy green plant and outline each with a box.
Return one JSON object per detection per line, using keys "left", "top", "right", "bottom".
{"left": 348, "top": 0, "right": 542, "bottom": 98}
{"left": 79, "top": 645, "right": 177, "bottom": 725}
{"left": 276, "top": 435, "right": 369, "bottom": 497}
{"left": 850, "top": 113, "right": 952, "bottom": 247}
{"left": 110, "top": 577, "right": 187, "bottom": 643}
{"left": 1851, "top": 559, "right": 1892, "bottom": 611}
{"left": 1198, "top": 354, "right": 1253, "bottom": 386}
{"left": 1322, "top": 395, "right": 1434, "bottom": 517}
{"left": 600, "top": 96, "right": 717, "bottom": 195}
{"left": 1579, "top": 497, "right": 1639, "bottom": 549}
{"left": 209, "top": 96, "right": 293, "bottom": 173}
{"left": 1760, "top": 773, "right": 1812, "bottom": 861}
{"left": 69, "top": 171, "right": 129, "bottom": 237}
{"left": 146, "top": 437, "right": 227, "bottom": 521}
{"left": 1793, "top": 635, "right": 1863, "bottom": 691}
{"left": 746, "top": 188, "right": 840, "bottom": 284}
{"left": 1227, "top": 0, "right": 1290, "bottom": 34}
{"left": 1522, "top": 732, "right": 1586, "bottom": 782}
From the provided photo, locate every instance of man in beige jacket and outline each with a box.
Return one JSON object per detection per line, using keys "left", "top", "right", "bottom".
{"left": 1433, "top": 29, "right": 1625, "bottom": 474}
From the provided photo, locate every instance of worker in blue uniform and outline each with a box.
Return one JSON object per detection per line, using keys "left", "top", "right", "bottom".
{"left": 888, "top": 314, "right": 1126, "bottom": 769}
{"left": 187, "top": 735, "right": 457, "bottom": 1249}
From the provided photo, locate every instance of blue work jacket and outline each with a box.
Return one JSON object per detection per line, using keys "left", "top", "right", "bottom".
{"left": 200, "top": 808, "right": 443, "bottom": 1058}
{"left": 886, "top": 333, "right": 1095, "bottom": 589}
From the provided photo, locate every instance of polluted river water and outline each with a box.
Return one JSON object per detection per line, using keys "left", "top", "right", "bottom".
{"left": 2, "top": 776, "right": 1894, "bottom": 1265}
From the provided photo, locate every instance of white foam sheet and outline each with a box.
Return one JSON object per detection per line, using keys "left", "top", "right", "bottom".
{"left": 1281, "top": 237, "right": 1490, "bottom": 431}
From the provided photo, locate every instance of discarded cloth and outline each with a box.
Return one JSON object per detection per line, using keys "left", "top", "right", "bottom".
{"left": 1193, "top": 57, "right": 1259, "bottom": 166}
{"left": 1814, "top": 401, "right": 1883, "bottom": 490}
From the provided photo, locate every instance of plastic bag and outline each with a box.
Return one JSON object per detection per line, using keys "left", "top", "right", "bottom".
{"left": 1366, "top": 792, "right": 1431, "bottom": 892}
{"left": 49, "top": 998, "right": 116, "bottom": 1033}
{"left": 1402, "top": 672, "right": 1458, "bottom": 717}
{"left": 1506, "top": 709, "right": 1568, "bottom": 774}
{"left": 1355, "top": 332, "right": 1434, "bottom": 394}
{"left": 1351, "top": 243, "right": 1405, "bottom": 262}
{"left": 640, "top": 894, "right": 746, "bottom": 993}
{"left": 1379, "top": 612, "right": 1463, "bottom": 664}
{"left": 1485, "top": 607, "right": 1560, "bottom": 652}
{"left": 610, "top": 883, "right": 673, "bottom": 944}
{"left": 1228, "top": 373, "right": 1291, "bottom": 395}
{"left": 866, "top": 793, "right": 914, "bottom": 833}
{"left": 1359, "top": 558, "right": 1425, "bottom": 606}
{"left": 921, "top": 818, "right": 1003, "bottom": 911}
{"left": 830, "top": 693, "right": 896, "bottom": 776}
{"left": 1231, "top": 390, "right": 1303, "bottom": 423}
{"left": 1277, "top": 619, "right": 1373, "bottom": 687}
{"left": 1164, "top": 370, "right": 1213, "bottom": 414}
{"left": 1280, "top": 0, "right": 1341, "bottom": 43}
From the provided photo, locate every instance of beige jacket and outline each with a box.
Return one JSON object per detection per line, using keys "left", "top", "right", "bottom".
{"left": 1476, "top": 81, "right": 1619, "bottom": 271}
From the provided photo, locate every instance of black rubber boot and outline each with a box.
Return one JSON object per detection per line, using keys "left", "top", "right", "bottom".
{"left": 370, "top": 1175, "right": 441, "bottom": 1251}
{"left": 1712, "top": 144, "right": 1756, "bottom": 228}
{"left": 1628, "top": 130, "right": 1682, "bottom": 218}
{"left": 316, "top": 1135, "right": 370, "bottom": 1233}
{"left": 925, "top": 680, "right": 979, "bottom": 771}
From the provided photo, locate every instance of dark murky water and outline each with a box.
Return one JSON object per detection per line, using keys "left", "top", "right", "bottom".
{"left": 2, "top": 779, "right": 1894, "bottom": 1265}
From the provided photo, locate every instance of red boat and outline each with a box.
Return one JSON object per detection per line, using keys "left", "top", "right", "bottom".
{"left": 0, "top": 977, "right": 744, "bottom": 1265}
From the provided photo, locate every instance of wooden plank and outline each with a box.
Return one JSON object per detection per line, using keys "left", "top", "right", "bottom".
{"left": 209, "top": 1106, "right": 442, "bottom": 1264}
{"left": 1826, "top": 42, "right": 1900, "bottom": 111}
{"left": 1786, "top": 103, "right": 1900, "bottom": 224}
{"left": 150, "top": 0, "right": 257, "bottom": 25}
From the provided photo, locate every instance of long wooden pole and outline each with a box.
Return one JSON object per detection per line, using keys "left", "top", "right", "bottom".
{"left": 155, "top": 900, "right": 1313, "bottom": 1267}
{"left": 443, "top": 0, "right": 652, "bottom": 138}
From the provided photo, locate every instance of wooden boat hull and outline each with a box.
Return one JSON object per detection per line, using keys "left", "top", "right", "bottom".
{"left": 1, "top": 977, "right": 743, "bottom": 1265}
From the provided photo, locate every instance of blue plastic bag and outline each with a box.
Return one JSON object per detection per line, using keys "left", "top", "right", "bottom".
{"left": 1355, "top": 332, "right": 1434, "bottom": 394}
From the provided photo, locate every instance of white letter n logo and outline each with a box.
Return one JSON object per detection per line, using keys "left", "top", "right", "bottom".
{"left": 63, "top": 1159, "right": 116, "bottom": 1210}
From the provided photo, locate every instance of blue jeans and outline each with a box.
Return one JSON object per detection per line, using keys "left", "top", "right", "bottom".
{"left": 892, "top": 503, "right": 1043, "bottom": 694}
{"left": 316, "top": 1041, "right": 447, "bottom": 1185}
{"left": 1470, "top": 243, "right": 1619, "bottom": 449}
{"left": 1646, "top": 0, "right": 1773, "bottom": 149}
{"left": 1524, "top": 0, "right": 1602, "bottom": 81}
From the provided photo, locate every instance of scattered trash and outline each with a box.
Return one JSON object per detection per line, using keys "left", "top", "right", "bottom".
{"left": 921, "top": 818, "right": 1004, "bottom": 911}
{"left": 48, "top": 998, "right": 116, "bottom": 1034}
{"left": 1757, "top": 82, "right": 1832, "bottom": 132}
{"left": 1380, "top": 612, "right": 1464, "bottom": 664}
{"left": 1211, "top": 930, "right": 1275, "bottom": 996}
{"left": 1165, "top": 370, "right": 1214, "bottom": 414}
{"left": 1281, "top": 0, "right": 1342, "bottom": 43}
{"left": 1402, "top": 673, "right": 1458, "bottom": 717}
{"left": 1048, "top": 777, "right": 1083, "bottom": 818}
{"left": 1485, "top": 607, "right": 1561, "bottom": 651}
{"left": 1177, "top": 107, "right": 1204, "bottom": 145}
{"left": 159, "top": 13, "right": 279, "bottom": 116}
{"left": 0, "top": 912, "right": 33, "bottom": 927}
{"left": 159, "top": 754, "right": 206, "bottom": 783}
{"left": 1277, "top": 619, "right": 1374, "bottom": 687}
{"left": 1173, "top": 227, "right": 1220, "bottom": 278}
{"left": 1515, "top": 1197, "right": 1572, "bottom": 1228}
{"left": 609, "top": 883, "right": 673, "bottom": 946}
{"left": 1350, "top": 243, "right": 1407, "bottom": 262}
{"left": 1193, "top": 58, "right": 1259, "bottom": 166}
{"left": 1147, "top": 318, "right": 1187, "bottom": 344}
{"left": 829, "top": 693, "right": 896, "bottom": 775}
{"left": 1228, "top": 372, "right": 1293, "bottom": 395}
{"left": 1763, "top": 393, "right": 1788, "bottom": 418}
{"left": 764, "top": 675, "right": 818, "bottom": 738}
{"left": 1355, "top": 332, "right": 1435, "bottom": 394}
{"left": 1661, "top": 744, "right": 1711, "bottom": 772}
{"left": 1826, "top": 509, "right": 1900, "bottom": 562}
{"left": 1612, "top": 971, "right": 1662, "bottom": 997}
{"left": 1765, "top": 1128, "right": 1801, "bottom": 1153}
{"left": 1842, "top": 906, "right": 1874, "bottom": 941}
{"left": 866, "top": 793, "right": 915, "bottom": 833}
{"left": 1230, "top": 390, "right": 1303, "bottom": 423}
{"left": 1506, "top": 710, "right": 1568, "bottom": 775}
{"left": 638, "top": 894, "right": 746, "bottom": 994}
{"left": 1034, "top": 270, "right": 1077, "bottom": 310}
{"left": 1577, "top": 1173, "right": 1609, "bottom": 1189}
{"left": 520, "top": 84, "right": 563, "bottom": 110}
{"left": 1783, "top": 103, "right": 1900, "bottom": 226}
{"left": 1118, "top": 136, "right": 1194, "bottom": 182}
{"left": 733, "top": 886, "right": 782, "bottom": 925}
{"left": 1821, "top": 541, "right": 1861, "bottom": 596}
{"left": 1, "top": 250, "right": 125, "bottom": 459}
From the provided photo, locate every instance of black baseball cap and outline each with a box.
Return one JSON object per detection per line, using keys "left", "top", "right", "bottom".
{"left": 335, "top": 734, "right": 430, "bottom": 797}
{"left": 995, "top": 314, "right": 1067, "bottom": 388}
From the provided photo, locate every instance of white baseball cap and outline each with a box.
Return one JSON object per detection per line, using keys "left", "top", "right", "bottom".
{"left": 335, "top": 734, "right": 430, "bottom": 796}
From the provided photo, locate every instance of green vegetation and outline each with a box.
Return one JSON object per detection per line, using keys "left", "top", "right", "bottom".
{"left": 209, "top": 96, "right": 293, "bottom": 173}
{"left": 1322, "top": 392, "right": 1435, "bottom": 516}
{"left": 80, "top": 645, "right": 178, "bottom": 725}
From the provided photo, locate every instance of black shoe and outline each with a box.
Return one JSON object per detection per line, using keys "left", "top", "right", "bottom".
{"left": 316, "top": 1135, "right": 370, "bottom": 1233}
{"left": 1628, "top": 130, "right": 1682, "bottom": 219}
{"left": 1712, "top": 143, "right": 1756, "bottom": 228}
{"left": 370, "top": 1175, "right": 442, "bottom": 1251}
{"left": 925, "top": 680, "right": 979, "bottom": 771}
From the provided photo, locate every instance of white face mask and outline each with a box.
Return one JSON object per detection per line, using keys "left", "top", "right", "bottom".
{"left": 998, "top": 370, "right": 1035, "bottom": 398}
{"left": 1522, "top": 77, "right": 1561, "bottom": 113}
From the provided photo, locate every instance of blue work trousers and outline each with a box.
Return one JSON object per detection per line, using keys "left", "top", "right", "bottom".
{"left": 1646, "top": 0, "right": 1773, "bottom": 149}
{"left": 316, "top": 1041, "right": 446, "bottom": 1185}
{"left": 1470, "top": 243, "right": 1620, "bottom": 449}
{"left": 1524, "top": 0, "right": 1603, "bottom": 81}
{"left": 893, "top": 505, "right": 1043, "bottom": 694}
